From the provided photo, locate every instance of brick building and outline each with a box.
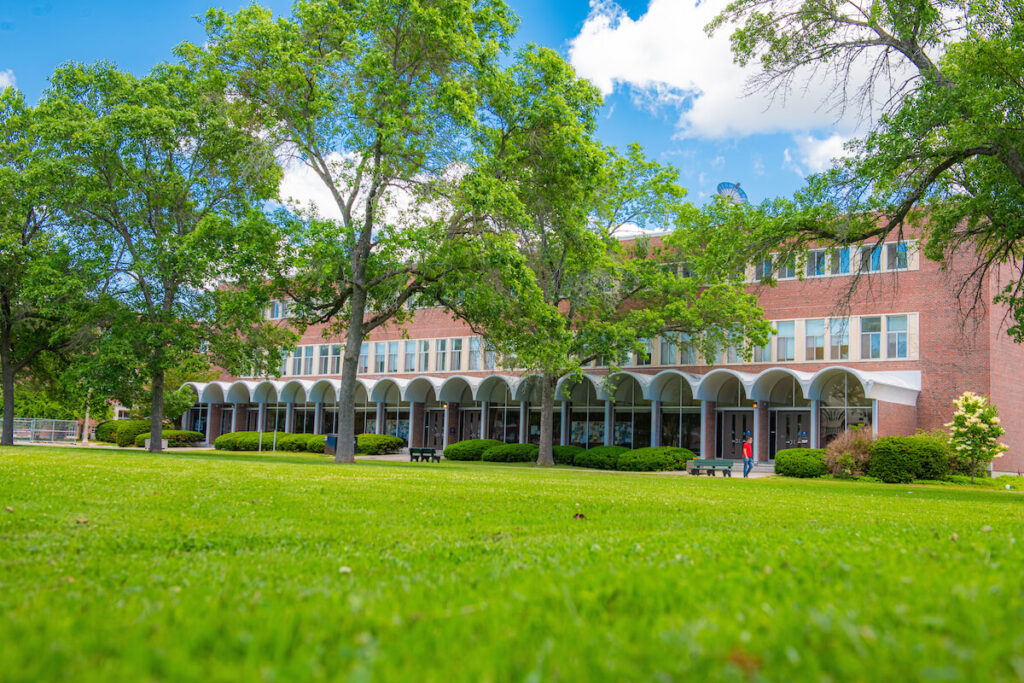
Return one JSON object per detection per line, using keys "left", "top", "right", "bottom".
{"left": 183, "top": 237, "right": 1024, "bottom": 472}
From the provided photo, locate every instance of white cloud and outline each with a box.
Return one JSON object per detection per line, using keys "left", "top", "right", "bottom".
{"left": 568, "top": 0, "right": 906, "bottom": 140}
{"left": 0, "top": 70, "right": 16, "bottom": 90}
{"left": 783, "top": 134, "right": 852, "bottom": 177}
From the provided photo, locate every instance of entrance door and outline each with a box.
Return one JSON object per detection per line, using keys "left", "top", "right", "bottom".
{"left": 424, "top": 410, "right": 445, "bottom": 450}
{"left": 774, "top": 410, "right": 811, "bottom": 457}
{"left": 717, "top": 411, "right": 753, "bottom": 459}
{"left": 460, "top": 410, "right": 481, "bottom": 441}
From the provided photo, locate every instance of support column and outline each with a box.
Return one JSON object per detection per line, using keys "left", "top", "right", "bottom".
{"left": 754, "top": 401, "right": 770, "bottom": 462}
{"left": 257, "top": 402, "right": 266, "bottom": 433}
{"left": 233, "top": 404, "right": 247, "bottom": 433}
{"left": 285, "top": 403, "right": 295, "bottom": 433}
{"left": 700, "top": 400, "right": 717, "bottom": 458}
{"left": 410, "top": 402, "right": 424, "bottom": 447}
{"left": 443, "top": 402, "right": 459, "bottom": 449}
{"left": 313, "top": 402, "right": 324, "bottom": 435}
{"left": 810, "top": 400, "right": 821, "bottom": 448}
{"left": 560, "top": 401, "right": 569, "bottom": 446}
{"left": 650, "top": 401, "right": 662, "bottom": 447}
{"left": 375, "top": 402, "right": 385, "bottom": 435}
{"left": 480, "top": 401, "right": 490, "bottom": 439}
{"left": 205, "top": 403, "right": 214, "bottom": 443}
{"left": 519, "top": 402, "right": 529, "bottom": 444}
{"left": 604, "top": 400, "right": 613, "bottom": 446}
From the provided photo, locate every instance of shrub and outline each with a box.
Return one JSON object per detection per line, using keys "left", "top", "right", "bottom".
{"left": 305, "top": 434, "right": 326, "bottom": 453}
{"left": 868, "top": 436, "right": 950, "bottom": 483}
{"left": 946, "top": 391, "right": 1008, "bottom": 482}
{"left": 212, "top": 431, "right": 312, "bottom": 452}
{"left": 824, "top": 430, "right": 874, "bottom": 477}
{"left": 356, "top": 434, "right": 404, "bottom": 455}
{"left": 116, "top": 420, "right": 157, "bottom": 447}
{"left": 573, "top": 446, "right": 629, "bottom": 470}
{"left": 775, "top": 448, "right": 827, "bottom": 478}
{"left": 481, "top": 442, "right": 539, "bottom": 462}
{"left": 552, "top": 445, "right": 584, "bottom": 465}
{"left": 133, "top": 430, "right": 205, "bottom": 448}
{"left": 94, "top": 421, "right": 120, "bottom": 443}
{"left": 443, "top": 439, "right": 502, "bottom": 461}
{"left": 617, "top": 447, "right": 696, "bottom": 472}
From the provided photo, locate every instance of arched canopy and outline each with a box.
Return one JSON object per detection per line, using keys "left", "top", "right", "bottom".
{"left": 226, "top": 381, "right": 257, "bottom": 404}
{"left": 307, "top": 379, "right": 339, "bottom": 404}
{"left": 280, "top": 379, "right": 313, "bottom": 404}
{"left": 370, "top": 377, "right": 409, "bottom": 403}
{"left": 404, "top": 376, "right": 443, "bottom": 403}
{"left": 695, "top": 369, "right": 757, "bottom": 402}
{"left": 749, "top": 367, "right": 813, "bottom": 402}
{"left": 647, "top": 370, "right": 702, "bottom": 404}
{"left": 437, "top": 375, "right": 477, "bottom": 403}
{"left": 555, "top": 374, "right": 604, "bottom": 403}
{"left": 477, "top": 375, "right": 517, "bottom": 403}
{"left": 607, "top": 373, "right": 652, "bottom": 405}
{"left": 252, "top": 380, "right": 284, "bottom": 404}
{"left": 807, "top": 366, "right": 919, "bottom": 406}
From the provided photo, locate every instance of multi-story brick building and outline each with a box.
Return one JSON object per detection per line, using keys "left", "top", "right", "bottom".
{"left": 183, "top": 236, "right": 1024, "bottom": 472}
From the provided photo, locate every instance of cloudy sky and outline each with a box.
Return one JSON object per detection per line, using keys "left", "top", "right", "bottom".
{"left": 1, "top": 0, "right": 859, "bottom": 206}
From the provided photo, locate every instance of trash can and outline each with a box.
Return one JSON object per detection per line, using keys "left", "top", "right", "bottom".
{"left": 325, "top": 434, "right": 338, "bottom": 456}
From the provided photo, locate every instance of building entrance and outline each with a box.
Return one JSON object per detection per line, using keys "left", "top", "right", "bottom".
{"left": 717, "top": 410, "right": 753, "bottom": 459}
{"left": 771, "top": 409, "right": 811, "bottom": 458}
{"left": 424, "top": 410, "right": 445, "bottom": 450}
{"left": 460, "top": 409, "right": 481, "bottom": 441}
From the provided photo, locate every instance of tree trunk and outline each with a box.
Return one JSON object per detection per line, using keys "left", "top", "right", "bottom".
{"left": 0, "top": 350, "right": 14, "bottom": 447}
{"left": 970, "top": 458, "right": 976, "bottom": 485}
{"left": 149, "top": 369, "right": 164, "bottom": 454}
{"left": 535, "top": 373, "right": 557, "bottom": 466}
{"left": 334, "top": 288, "right": 367, "bottom": 464}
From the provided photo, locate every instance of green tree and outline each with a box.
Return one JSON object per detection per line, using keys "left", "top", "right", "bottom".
{"left": 945, "top": 391, "right": 1008, "bottom": 483}
{"left": 187, "top": 0, "right": 518, "bottom": 462}
{"left": 0, "top": 88, "right": 100, "bottom": 445}
{"left": 709, "top": 0, "right": 1024, "bottom": 339}
{"left": 43, "top": 62, "right": 292, "bottom": 453}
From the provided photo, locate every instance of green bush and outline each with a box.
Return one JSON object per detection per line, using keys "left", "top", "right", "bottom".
{"left": 617, "top": 447, "right": 696, "bottom": 472}
{"left": 869, "top": 436, "right": 950, "bottom": 483}
{"left": 573, "top": 446, "right": 629, "bottom": 470}
{"left": 305, "top": 434, "right": 326, "bottom": 453}
{"left": 443, "top": 439, "right": 502, "bottom": 461}
{"left": 133, "top": 430, "right": 205, "bottom": 448}
{"left": 116, "top": 420, "right": 157, "bottom": 447}
{"left": 775, "top": 449, "right": 827, "bottom": 478}
{"left": 212, "top": 432, "right": 301, "bottom": 452}
{"left": 356, "top": 434, "right": 404, "bottom": 455}
{"left": 94, "top": 421, "right": 120, "bottom": 443}
{"left": 481, "top": 442, "right": 539, "bottom": 462}
{"left": 552, "top": 445, "right": 584, "bottom": 465}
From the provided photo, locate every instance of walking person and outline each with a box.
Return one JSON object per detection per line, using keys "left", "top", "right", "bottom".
{"left": 742, "top": 434, "right": 754, "bottom": 478}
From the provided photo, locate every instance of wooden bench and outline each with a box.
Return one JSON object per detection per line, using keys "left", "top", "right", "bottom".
{"left": 688, "top": 459, "right": 734, "bottom": 477}
{"left": 409, "top": 447, "right": 441, "bottom": 463}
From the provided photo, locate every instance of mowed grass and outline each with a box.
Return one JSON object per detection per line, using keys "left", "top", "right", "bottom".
{"left": 1, "top": 447, "right": 1022, "bottom": 682}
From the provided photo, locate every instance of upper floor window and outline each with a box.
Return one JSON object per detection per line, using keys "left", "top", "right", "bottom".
{"left": 374, "top": 342, "right": 385, "bottom": 373}
{"left": 805, "top": 319, "right": 825, "bottom": 360}
{"left": 387, "top": 341, "right": 398, "bottom": 373}
{"left": 419, "top": 341, "right": 430, "bottom": 372}
{"left": 886, "top": 242, "right": 908, "bottom": 270}
{"left": 484, "top": 343, "right": 497, "bottom": 370}
{"left": 776, "top": 321, "right": 795, "bottom": 361}
{"left": 660, "top": 335, "right": 677, "bottom": 365}
{"left": 404, "top": 340, "right": 416, "bottom": 372}
{"left": 358, "top": 343, "right": 368, "bottom": 373}
{"left": 725, "top": 344, "right": 741, "bottom": 364}
{"left": 468, "top": 337, "right": 481, "bottom": 370}
{"left": 860, "top": 317, "right": 882, "bottom": 359}
{"left": 754, "top": 256, "right": 772, "bottom": 282}
{"left": 330, "top": 344, "right": 342, "bottom": 374}
{"left": 806, "top": 250, "right": 827, "bottom": 278}
{"left": 280, "top": 349, "right": 290, "bottom": 376}
{"left": 637, "top": 338, "right": 652, "bottom": 366}
{"left": 679, "top": 333, "right": 697, "bottom": 365}
{"left": 861, "top": 246, "right": 882, "bottom": 273}
{"left": 450, "top": 338, "right": 463, "bottom": 371}
{"left": 303, "top": 346, "right": 314, "bottom": 375}
{"left": 318, "top": 345, "right": 330, "bottom": 374}
{"left": 752, "top": 338, "right": 771, "bottom": 363}
{"left": 887, "top": 315, "right": 908, "bottom": 358}
{"left": 290, "top": 347, "right": 303, "bottom": 375}
{"left": 777, "top": 257, "right": 797, "bottom": 280}
{"left": 830, "top": 247, "right": 851, "bottom": 275}
{"left": 830, "top": 319, "right": 849, "bottom": 360}
{"left": 435, "top": 339, "right": 447, "bottom": 372}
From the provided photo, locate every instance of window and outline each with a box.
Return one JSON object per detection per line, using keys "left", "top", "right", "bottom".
{"left": 777, "top": 257, "right": 797, "bottom": 280}
{"left": 279, "top": 349, "right": 290, "bottom": 376}
{"left": 830, "top": 247, "right": 850, "bottom": 275}
{"left": 469, "top": 337, "right": 481, "bottom": 370}
{"left": 805, "top": 319, "right": 825, "bottom": 360}
{"left": 678, "top": 261, "right": 694, "bottom": 278}
{"left": 303, "top": 346, "right": 314, "bottom": 375}
{"left": 484, "top": 343, "right": 497, "bottom": 370}
{"left": 886, "top": 242, "right": 908, "bottom": 270}
{"left": 291, "top": 347, "right": 303, "bottom": 375}
{"left": 330, "top": 345, "right": 342, "bottom": 374}
{"left": 404, "top": 340, "right": 416, "bottom": 372}
{"left": 830, "top": 319, "right": 849, "bottom": 360}
{"left": 660, "top": 335, "right": 677, "bottom": 365}
{"left": 679, "top": 333, "right": 697, "bottom": 365}
{"left": 860, "top": 317, "right": 881, "bottom": 359}
{"left": 887, "top": 315, "right": 908, "bottom": 358}
{"left": 450, "top": 338, "right": 462, "bottom": 370}
{"left": 776, "top": 321, "right": 795, "bottom": 361}
{"left": 861, "top": 246, "right": 882, "bottom": 272}
{"left": 435, "top": 339, "right": 447, "bottom": 371}
{"left": 374, "top": 342, "right": 385, "bottom": 373}
{"left": 725, "top": 345, "right": 740, "bottom": 364}
{"left": 754, "top": 256, "right": 772, "bottom": 281}
{"left": 318, "top": 345, "right": 330, "bottom": 374}
{"left": 387, "top": 341, "right": 398, "bottom": 373}
{"left": 358, "top": 343, "right": 368, "bottom": 373}
{"left": 752, "top": 339, "right": 771, "bottom": 363}
{"left": 637, "top": 339, "right": 652, "bottom": 366}
{"left": 419, "top": 341, "right": 430, "bottom": 372}
{"left": 806, "top": 250, "right": 827, "bottom": 277}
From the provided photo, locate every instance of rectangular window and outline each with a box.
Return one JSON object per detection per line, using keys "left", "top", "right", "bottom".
{"left": 484, "top": 343, "right": 497, "bottom": 370}
{"left": 754, "top": 256, "right": 772, "bottom": 281}
{"left": 468, "top": 337, "right": 481, "bottom": 370}
{"left": 777, "top": 257, "right": 797, "bottom": 280}
{"left": 861, "top": 246, "right": 882, "bottom": 272}
{"left": 318, "top": 345, "right": 330, "bottom": 374}
{"left": 886, "top": 242, "right": 908, "bottom": 270}
{"left": 678, "top": 261, "right": 694, "bottom": 278}
{"left": 419, "top": 341, "right": 430, "bottom": 372}
{"left": 303, "top": 346, "right": 314, "bottom": 375}
{"left": 374, "top": 342, "right": 385, "bottom": 373}
{"left": 387, "top": 341, "right": 398, "bottom": 373}
{"left": 860, "top": 317, "right": 882, "bottom": 359}
{"left": 435, "top": 339, "right": 447, "bottom": 372}
{"left": 726, "top": 345, "right": 741, "bottom": 364}
{"left": 291, "top": 347, "right": 303, "bottom": 375}
{"left": 776, "top": 321, "right": 795, "bottom": 361}
{"left": 887, "top": 315, "right": 908, "bottom": 358}
{"left": 805, "top": 319, "right": 825, "bottom": 360}
{"left": 637, "top": 339, "right": 652, "bottom": 365}
{"left": 450, "top": 338, "right": 462, "bottom": 370}
{"left": 404, "top": 340, "right": 416, "bottom": 372}
{"left": 831, "top": 247, "right": 850, "bottom": 275}
{"left": 660, "top": 335, "right": 677, "bottom": 365}
{"left": 358, "top": 343, "right": 368, "bottom": 373}
{"left": 331, "top": 345, "right": 342, "bottom": 374}
{"left": 679, "top": 333, "right": 697, "bottom": 365}
{"left": 829, "top": 319, "right": 849, "bottom": 360}
{"left": 280, "top": 349, "right": 290, "bottom": 376}
{"left": 270, "top": 301, "right": 281, "bottom": 319}
{"left": 752, "top": 339, "right": 771, "bottom": 363}
{"left": 806, "top": 250, "right": 827, "bottom": 277}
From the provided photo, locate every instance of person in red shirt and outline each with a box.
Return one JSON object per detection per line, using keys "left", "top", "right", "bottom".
{"left": 742, "top": 434, "right": 754, "bottom": 478}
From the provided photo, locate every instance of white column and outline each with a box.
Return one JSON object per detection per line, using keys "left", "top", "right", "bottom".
{"left": 375, "top": 402, "right": 385, "bottom": 435}
{"left": 480, "top": 401, "right": 490, "bottom": 439}
{"left": 442, "top": 406, "right": 451, "bottom": 450}
{"left": 871, "top": 400, "right": 878, "bottom": 437}
{"left": 519, "top": 402, "right": 529, "bottom": 443}
{"left": 560, "top": 401, "right": 569, "bottom": 446}
{"left": 700, "top": 401, "right": 708, "bottom": 458}
{"left": 752, "top": 406, "right": 761, "bottom": 461}
{"left": 650, "top": 401, "right": 662, "bottom": 447}
{"left": 604, "top": 400, "right": 613, "bottom": 446}
{"left": 205, "top": 403, "right": 213, "bottom": 443}
{"left": 257, "top": 402, "right": 266, "bottom": 433}
{"left": 314, "top": 402, "right": 324, "bottom": 435}
{"left": 285, "top": 403, "right": 295, "bottom": 433}
{"left": 810, "top": 399, "right": 821, "bottom": 448}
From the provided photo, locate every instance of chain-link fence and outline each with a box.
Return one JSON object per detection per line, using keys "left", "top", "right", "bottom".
{"left": 1, "top": 418, "right": 80, "bottom": 443}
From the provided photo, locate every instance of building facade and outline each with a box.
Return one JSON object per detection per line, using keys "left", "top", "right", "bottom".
{"left": 184, "top": 238, "right": 1024, "bottom": 472}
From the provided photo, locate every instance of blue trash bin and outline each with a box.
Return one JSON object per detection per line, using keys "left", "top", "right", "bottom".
{"left": 325, "top": 434, "right": 338, "bottom": 456}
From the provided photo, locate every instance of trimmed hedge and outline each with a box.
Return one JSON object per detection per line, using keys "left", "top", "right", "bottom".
{"left": 94, "top": 421, "right": 120, "bottom": 443}
{"left": 869, "top": 436, "right": 949, "bottom": 483}
{"left": 305, "top": 434, "right": 326, "bottom": 453}
{"left": 213, "top": 432, "right": 308, "bottom": 452}
{"left": 116, "top": 420, "right": 156, "bottom": 448}
{"left": 481, "top": 442, "right": 539, "bottom": 463}
{"left": 356, "top": 433, "right": 404, "bottom": 455}
{"left": 444, "top": 439, "right": 503, "bottom": 461}
{"left": 133, "top": 430, "right": 205, "bottom": 448}
{"left": 573, "top": 446, "right": 629, "bottom": 470}
{"left": 775, "top": 448, "right": 827, "bottom": 478}
{"left": 552, "top": 445, "right": 584, "bottom": 465}
{"left": 617, "top": 446, "right": 696, "bottom": 472}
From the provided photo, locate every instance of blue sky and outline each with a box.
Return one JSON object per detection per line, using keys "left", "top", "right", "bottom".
{"left": 0, "top": 0, "right": 853, "bottom": 205}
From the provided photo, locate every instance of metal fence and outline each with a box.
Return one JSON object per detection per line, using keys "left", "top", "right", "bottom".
{"left": 1, "top": 418, "right": 80, "bottom": 443}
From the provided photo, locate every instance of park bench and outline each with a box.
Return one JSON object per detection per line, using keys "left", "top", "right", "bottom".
{"left": 688, "top": 459, "right": 734, "bottom": 477}
{"left": 409, "top": 447, "right": 441, "bottom": 463}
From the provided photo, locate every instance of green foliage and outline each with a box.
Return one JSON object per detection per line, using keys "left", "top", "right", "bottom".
{"left": 212, "top": 432, "right": 314, "bottom": 452}
{"left": 552, "top": 445, "right": 584, "bottom": 465}
{"left": 616, "top": 447, "right": 696, "bottom": 472}
{"left": 946, "top": 392, "right": 1007, "bottom": 481}
{"left": 356, "top": 434, "right": 404, "bottom": 455}
{"left": 305, "top": 434, "right": 326, "bottom": 454}
{"left": 94, "top": 421, "right": 120, "bottom": 443}
{"left": 824, "top": 430, "right": 874, "bottom": 478}
{"left": 573, "top": 445, "right": 629, "bottom": 470}
{"left": 443, "top": 439, "right": 503, "bottom": 461}
{"left": 133, "top": 430, "right": 205, "bottom": 448}
{"left": 481, "top": 443, "right": 539, "bottom": 463}
{"left": 775, "top": 449, "right": 827, "bottom": 478}
{"left": 115, "top": 420, "right": 157, "bottom": 448}
{"left": 869, "top": 436, "right": 950, "bottom": 484}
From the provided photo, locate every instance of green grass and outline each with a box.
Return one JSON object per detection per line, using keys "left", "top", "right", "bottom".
{"left": 1, "top": 446, "right": 1022, "bottom": 682}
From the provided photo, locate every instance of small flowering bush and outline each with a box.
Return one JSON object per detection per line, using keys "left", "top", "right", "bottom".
{"left": 945, "top": 392, "right": 1008, "bottom": 482}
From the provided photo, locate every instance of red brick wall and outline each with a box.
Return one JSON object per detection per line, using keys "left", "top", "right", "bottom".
{"left": 988, "top": 275, "right": 1024, "bottom": 473}
{"left": 874, "top": 400, "right": 917, "bottom": 438}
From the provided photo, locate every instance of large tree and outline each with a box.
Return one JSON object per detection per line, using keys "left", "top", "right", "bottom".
{"left": 709, "top": 0, "right": 1024, "bottom": 339}
{"left": 44, "top": 62, "right": 292, "bottom": 453}
{"left": 0, "top": 88, "right": 99, "bottom": 445}
{"left": 439, "top": 49, "right": 772, "bottom": 466}
{"left": 187, "top": 0, "right": 519, "bottom": 462}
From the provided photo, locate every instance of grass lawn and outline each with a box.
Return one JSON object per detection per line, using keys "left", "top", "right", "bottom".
{"left": 1, "top": 446, "right": 1022, "bottom": 682}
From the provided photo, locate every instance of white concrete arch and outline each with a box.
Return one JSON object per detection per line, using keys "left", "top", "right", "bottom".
{"left": 403, "top": 375, "right": 445, "bottom": 403}
{"left": 477, "top": 374, "right": 519, "bottom": 402}
{"left": 252, "top": 380, "right": 284, "bottom": 404}
{"left": 603, "top": 370, "right": 660, "bottom": 401}
{"left": 369, "top": 377, "right": 410, "bottom": 403}
{"left": 279, "top": 379, "right": 313, "bottom": 404}
{"left": 749, "top": 367, "right": 815, "bottom": 402}
{"left": 695, "top": 368, "right": 758, "bottom": 401}
{"left": 307, "top": 378, "right": 339, "bottom": 404}
{"left": 437, "top": 375, "right": 479, "bottom": 403}
{"left": 226, "top": 381, "right": 257, "bottom": 404}
{"left": 181, "top": 381, "right": 205, "bottom": 403}
{"left": 807, "top": 366, "right": 920, "bottom": 406}
{"left": 647, "top": 369, "right": 703, "bottom": 402}
{"left": 197, "top": 381, "right": 231, "bottom": 404}
{"left": 554, "top": 373, "right": 604, "bottom": 402}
